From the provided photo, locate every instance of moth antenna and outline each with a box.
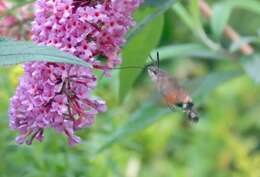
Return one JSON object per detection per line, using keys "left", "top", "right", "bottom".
{"left": 156, "top": 51, "right": 160, "bottom": 68}
{"left": 149, "top": 55, "right": 155, "bottom": 64}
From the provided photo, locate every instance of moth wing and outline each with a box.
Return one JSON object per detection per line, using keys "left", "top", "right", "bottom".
{"left": 159, "top": 75, "right": 190, "bottom": 105}
{"left": 157, "top": 76, "right": 179, "bottom": 105}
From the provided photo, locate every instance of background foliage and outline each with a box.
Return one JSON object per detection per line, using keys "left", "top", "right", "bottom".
{"left": 1, "top": 0, "right": 260, "bottom": 177}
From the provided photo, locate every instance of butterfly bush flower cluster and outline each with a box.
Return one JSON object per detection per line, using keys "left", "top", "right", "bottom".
{"left": 9, "top": 0, "right": 143, "bottom": 145}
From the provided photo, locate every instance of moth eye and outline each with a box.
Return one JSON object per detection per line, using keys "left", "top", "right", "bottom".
{"left": 152, "top": 69, "right": 159, "bottom": 75}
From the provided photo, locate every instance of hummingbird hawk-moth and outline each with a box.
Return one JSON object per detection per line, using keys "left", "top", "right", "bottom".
{"left": 147, "top": 52, "right": 199, "bottom": 122}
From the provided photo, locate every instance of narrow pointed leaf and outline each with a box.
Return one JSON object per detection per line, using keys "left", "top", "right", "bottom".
{"left": 119, "top": 14, "right": 164, "bottom": 102}
{"left": 0, "top": 38, "right": 91, "bottom": 68}
{"left": 188, "top": 70, "right": 243, "bottom": 102}
{"left": 152, "top": 43, "right": 226, "bottom": 60}
{"left": 96, "top": 102, "right": 171, "bottom": 153}
{"left": 127, "top": 0, "right": 177, "bottom": 41}
{"left": 211, "top": 4, "right": 232, "bottom": 39}
{"left": 241, "top": 54, "right": 260, "bottom": 84}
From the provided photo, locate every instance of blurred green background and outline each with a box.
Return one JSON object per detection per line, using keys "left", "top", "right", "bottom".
{"left": 1, "top": 0, "right": 260, "bottom": 177}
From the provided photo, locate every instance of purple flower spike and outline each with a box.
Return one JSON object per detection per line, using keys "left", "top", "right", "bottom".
{"left": 9, "top": 0, "right": 143, "bottom": 145}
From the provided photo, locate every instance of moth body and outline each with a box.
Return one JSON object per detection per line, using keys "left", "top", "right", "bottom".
{"left": 148, "top": 66, "right": 199, "bottom": 122}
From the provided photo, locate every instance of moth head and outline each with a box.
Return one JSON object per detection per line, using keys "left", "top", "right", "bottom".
{"left": 147, "top": 66, "right": 160, "bottom": 82}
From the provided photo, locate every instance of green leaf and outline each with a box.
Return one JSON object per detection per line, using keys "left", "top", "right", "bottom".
{"left": 96, "top": 102, "right": 171, "bottom": 153}
{"left": 229, "top": 37, "right": 256, "bottom": 53}
{"left": 189, "top": 0, "right": 201, "bottom": 29}
{"left": 223, "top": 0, "right": 260, "bottom": 15}
{"left": 119, "top": 13, "right": 164, "bottom": 102}
{"left": 174, "top": 2, "right": 220, "bottom": 51}
{"left": 211, "top": 4, "right": 232, "bottom": 39}
{"left": 187, "top": 70, "right": 243, "bottom": 102}
{"left": 127, "top": 0, "right": 177, "bottom": 41}
{"left": 0, "top": 38, "right": 91, "bottom": 68}
{"left": 241, "top": 54, "right": 260, "bottom": 84}
{"left": 152, "top": 43, "right": 226, "bottom": 60}
{"left": 173, "top": 3, "right": 194, "bottom": 30}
